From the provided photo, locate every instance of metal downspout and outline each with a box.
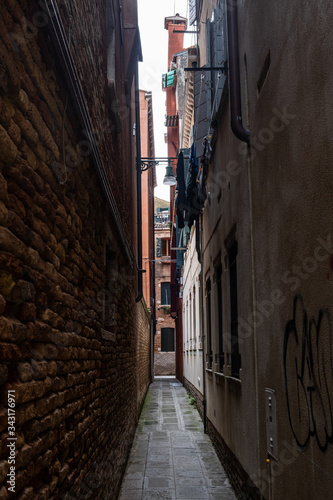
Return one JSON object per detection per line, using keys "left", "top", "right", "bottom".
{"left": 199, "top": 214, "right": 207, "bottom": 433}
{"left": 135, "top": 62, "right": 143, "bottom": 303}
{"left": 226, "top": 0, "right": 250, "bottom": 143}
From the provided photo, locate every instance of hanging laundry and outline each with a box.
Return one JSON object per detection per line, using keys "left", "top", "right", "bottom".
{"left": 175, "top": 151, "right": 186, "bottom": 229}
{"left": 185, "top": 143, "right": 200, "bottom": 228}
{"left": 197, "top": 136, "right": 211, "bottom": 208}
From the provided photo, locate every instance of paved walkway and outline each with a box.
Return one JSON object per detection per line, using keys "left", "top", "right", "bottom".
{"left": 118, "top": 377, "right": 237, "bottom": 500}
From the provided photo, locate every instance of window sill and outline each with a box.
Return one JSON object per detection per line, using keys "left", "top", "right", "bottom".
{"left": 206, "top": 368, "right": 213, "bottom": 379}
{"left": 214, "top": 371, "right": 242, "bottom": 391}
{"left": 214, "top": 371, "right": 225, "bottom": 386}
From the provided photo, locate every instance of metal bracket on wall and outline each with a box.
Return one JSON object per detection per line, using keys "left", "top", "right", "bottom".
{"left": 140, "top": 157, "right": 179, "bottom": 172}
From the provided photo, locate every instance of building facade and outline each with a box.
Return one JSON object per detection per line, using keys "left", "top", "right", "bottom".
{"left": 163, "top": 14, "right": 187, "bottom": 382}
{"left": 154, "top": 197, "right": 175, "bottom": 375}
{"left": 0, "top": 1, "right": 151, "bottom": 498}
{"left": 178, "top": 0, "right": 333, "bottom": 498}
{"left": 140, "top": 90, "right": 156, "bottom": 313}
{"left": 140, "top": 89, "right": 156, "bottom": 381}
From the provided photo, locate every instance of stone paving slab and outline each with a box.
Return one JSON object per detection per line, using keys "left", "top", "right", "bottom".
{"left": 118, "top": 377, "right": 237, "bottom": 500}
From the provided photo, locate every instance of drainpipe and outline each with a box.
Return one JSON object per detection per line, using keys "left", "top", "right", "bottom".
{"left": 199, "top": 214, "right": 207, "bottom": 433}
{"left": 226, "top": 0, "right": 250, "bottom": 143}
{"left": 135, "top": 61, "right": 143, "bottom": 302}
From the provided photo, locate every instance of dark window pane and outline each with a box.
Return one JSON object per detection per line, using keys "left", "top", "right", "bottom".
{"left": 161, "top": 282, "right": 171, "bottom": 305}
{"left": 216, "top": 263, "right": 224, "bottom": 372}
{"left": 206, "top": 278, "right": 212, "bottom": 368}
{"left": 161, "top": 328, "right": 174, "bottom": 351}
{"left": 229, "top": 241, "right": 241, "bottom": 377}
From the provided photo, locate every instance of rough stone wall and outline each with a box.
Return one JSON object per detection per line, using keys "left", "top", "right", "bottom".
{"left": 0, "top": 1, "right": 150, "bottom": 498}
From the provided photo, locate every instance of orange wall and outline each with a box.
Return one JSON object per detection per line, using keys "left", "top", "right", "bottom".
{"left": 140, "top": 90, "right": 154, "bottom": 308}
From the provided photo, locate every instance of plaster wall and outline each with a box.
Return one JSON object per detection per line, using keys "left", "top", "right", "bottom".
{"left": 196, "top": 0, "right": 333, "bottom": 497}
{"left": 182, "top": 225, "right": 203, "bottom": 395}
{"left": 240, "top": 1, "right": 333, "bottom": 497}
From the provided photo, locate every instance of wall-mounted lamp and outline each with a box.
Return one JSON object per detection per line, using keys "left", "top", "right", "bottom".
{"left": 162, "top": 163, "right": 177, "bottom": 186}
{"left": 140, "top": 157, "right": 178, "bottom": 186}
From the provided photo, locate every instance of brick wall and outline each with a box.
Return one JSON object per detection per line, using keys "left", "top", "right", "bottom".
{"left": 136, "top": 300, "right": 151, "bottom": 408}
{"left": 154, "top": 353, "right": 175, "bottom": 376}
{"left": 0, "top": 1, "right": 150, "bottom": 498}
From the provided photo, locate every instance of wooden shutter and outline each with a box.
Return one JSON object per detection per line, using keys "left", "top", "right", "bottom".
{"left": 189, "top": 0, "right": 196, "bottom": 25}
{"left": 156, "top": 237, "right": 162, "bottom": 257}
{"left": 193, "top": 20, "right": 212, "bottom": 159}
{"left": 211, "top": 3, "right": 227, "bottom": 116}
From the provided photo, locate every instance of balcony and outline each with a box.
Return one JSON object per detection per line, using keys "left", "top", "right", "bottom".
{"left": 164, "top": 114, "right": 179, "bottom": 127}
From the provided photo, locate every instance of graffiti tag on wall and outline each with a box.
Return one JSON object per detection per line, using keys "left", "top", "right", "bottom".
{"left": 283, "top": 295, "right": 333, "bottom": 452}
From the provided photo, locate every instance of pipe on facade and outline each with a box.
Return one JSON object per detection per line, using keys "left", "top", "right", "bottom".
{"left": 199, "top": 214, "right": 207, "bottom": 433}
{"left": 226, "top": 0, "right": 250, "bottom": 143}
{"left": 135, "top": 62, "right": 143, "bottom": 303}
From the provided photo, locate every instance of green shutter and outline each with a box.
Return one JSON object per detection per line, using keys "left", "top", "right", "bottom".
{"left": 156, "top": 237, "right": 162, "bottom": 257}
{"left": 162, "top": 70, "right": 177, "bottom": 89}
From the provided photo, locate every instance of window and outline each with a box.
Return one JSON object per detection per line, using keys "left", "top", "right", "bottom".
{"left": 206, "top": 278, "right": 213, "bottom": 368}
{"left": 229, "top": 241, "right": 241, "bottom": 377}
{"left": 161, "top": 328, "right": 175, "bottom": 351}
{"left": 161, "top": 282, "right": 171, "bottom": 305}
{"left": 156, "top": 237, "right": 170, "bottom": 257}
{"left": 216, "top": 263, "right": 224, "bottom": 372}
{"left": 162, "top": 238, "right": 170, "bottom": 257}
{"left": 192, "top": 286, "right": 196, "bottom": 346}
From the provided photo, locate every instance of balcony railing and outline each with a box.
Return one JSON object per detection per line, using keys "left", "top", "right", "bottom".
{"left": 165, "top": 114, "right": 179, "bottom": 127}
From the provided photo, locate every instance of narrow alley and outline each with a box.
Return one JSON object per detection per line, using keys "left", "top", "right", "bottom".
{"left": 1, "top": 0, "right": 333, "bottom": 498}
{"left": 118, "top": 377, "right": 237, "bottom": 500}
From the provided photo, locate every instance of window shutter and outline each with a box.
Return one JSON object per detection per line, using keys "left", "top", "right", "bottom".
{"left": 211, "top": 3, "right": 227, "bottom": 116}
{"left": 193, "top": 21, "right": 211, "bottom": 159}
{"left": 193, "top": 70, "right": 210, "bottom": 159}
{"left": 189, "top": 0, "right": 196, "bottom": 26}
{"left": 156, "top": 237, "right": 162, "bottom": 257}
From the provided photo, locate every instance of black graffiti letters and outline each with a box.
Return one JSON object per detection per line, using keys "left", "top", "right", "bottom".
{"left": 284, "top": 295, "right": 333, "bottom": 452}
